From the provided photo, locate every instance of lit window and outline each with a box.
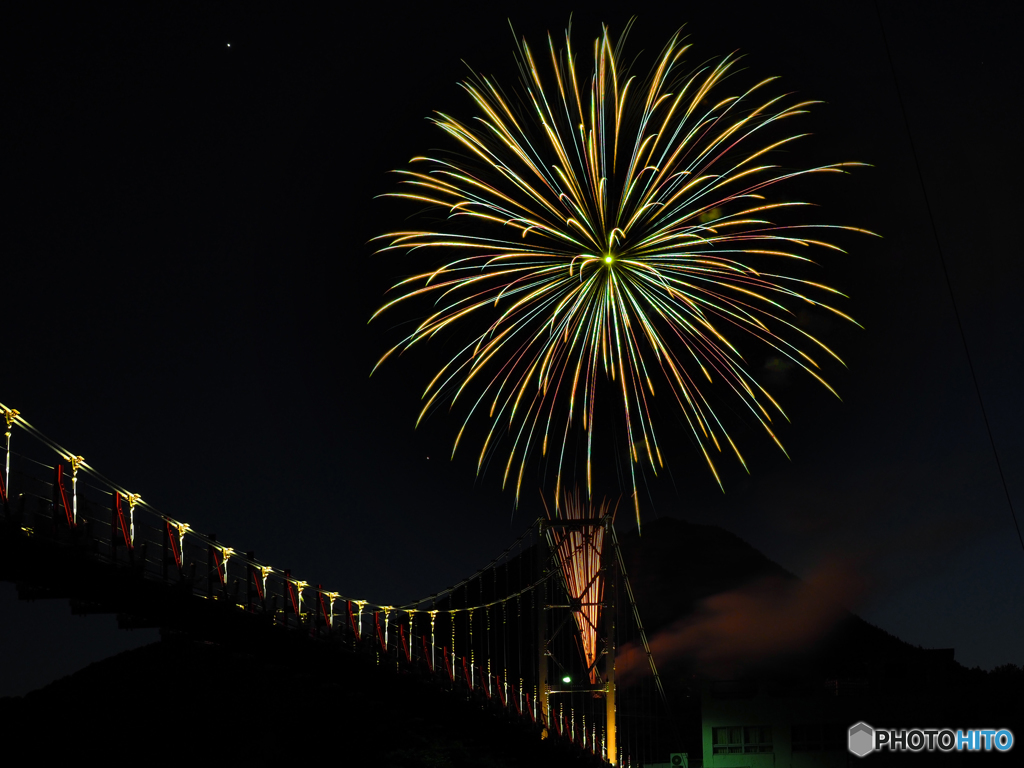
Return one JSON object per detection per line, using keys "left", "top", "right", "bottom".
{"left": 712, "top": 725, "right": 773, "bottom": 754}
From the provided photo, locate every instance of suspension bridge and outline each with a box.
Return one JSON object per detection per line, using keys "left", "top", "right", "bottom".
{"left": 0, "top": 401, "right": 674, "bottom": 765}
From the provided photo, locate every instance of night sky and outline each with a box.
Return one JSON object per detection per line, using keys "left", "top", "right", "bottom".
{"left": 3, "top": 2, "right": 1021, "bottom": 698}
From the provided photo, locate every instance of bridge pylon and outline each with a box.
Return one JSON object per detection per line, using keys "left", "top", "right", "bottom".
{"left": 537, "top": 509, "right": 618, "bottom": 764}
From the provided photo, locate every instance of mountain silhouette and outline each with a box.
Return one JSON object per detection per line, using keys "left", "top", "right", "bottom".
{"left": 3, "top": 516, "right": 1020, "bottom": 764}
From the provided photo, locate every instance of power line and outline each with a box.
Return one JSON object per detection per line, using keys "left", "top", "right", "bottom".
{"left": 873, "top": 4, "right": 1024, "bottom": 557}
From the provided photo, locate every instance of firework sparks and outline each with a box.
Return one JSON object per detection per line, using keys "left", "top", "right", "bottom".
{"left": 372, "top": 23, "right": 873, "bottom": 522}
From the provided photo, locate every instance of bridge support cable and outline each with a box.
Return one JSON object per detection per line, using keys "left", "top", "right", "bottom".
{"left": 51, "top": 462, "right": 74, "bottom": 531}
{"left": 69, "top": 454, "right": 84, "bottom": 526}
{"left": 610, "top": 527, "right": 668, "bottom": 710}
{"left": 535, "top": 493, "right": 621, "bottom": 763}
{"left": 112, "top": 492, "right": 133, "bottom": 564}
{"left": 2, "top": 401, "right": 661, "bottom": 763}
{"left": 611, "top": 525, "right": 680, "bottom": 763}
{"left": 3, "top": 407, "right": 17, "bottom": 514}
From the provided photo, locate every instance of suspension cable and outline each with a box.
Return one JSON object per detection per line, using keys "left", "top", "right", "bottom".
{"left": 611, "top": 526, "right": 670, "bottom": 713}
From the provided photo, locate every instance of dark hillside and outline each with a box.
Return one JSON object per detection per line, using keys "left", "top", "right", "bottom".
{"left": 4, "top": 518, "right": 1020, "bottom": 763}
{"left": 616, "top": 517, "right": 1024, "bottom": 753}
{"left": 618, "top": 516, "right": 928, "bottom": 675}
{"left": 0, "top": 633, "right": 601, "bottom": 766}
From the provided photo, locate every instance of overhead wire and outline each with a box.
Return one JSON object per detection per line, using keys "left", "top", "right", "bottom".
{"left": 873, "top": 5, "right": 1023, "bottom": 557}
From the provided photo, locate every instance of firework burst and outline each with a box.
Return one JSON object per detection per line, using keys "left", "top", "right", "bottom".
{"left": 372, "top": 22, "right": 873, "bottom": 523}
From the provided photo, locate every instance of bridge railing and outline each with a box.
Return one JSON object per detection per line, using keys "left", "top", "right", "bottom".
{"left": 1, "top": 402, "right": 620, "bottom": 761}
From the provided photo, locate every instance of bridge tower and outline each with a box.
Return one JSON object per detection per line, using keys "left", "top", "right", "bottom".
{"left": 537, "top": 512, "right": 618, "bottom": 764}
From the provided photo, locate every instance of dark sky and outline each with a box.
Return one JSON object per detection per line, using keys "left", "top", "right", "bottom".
{"left": 3, "top": 1, "right": 1021, "bottom": 697}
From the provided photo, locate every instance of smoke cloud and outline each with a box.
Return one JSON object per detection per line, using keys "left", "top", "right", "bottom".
{"left": 616, "top": 558, "right": 866, "bottom": 683}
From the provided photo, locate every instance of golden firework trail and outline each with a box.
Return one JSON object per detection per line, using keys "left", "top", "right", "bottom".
{"left": 372, "top": 23, "right": 874, "bottom": 523}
